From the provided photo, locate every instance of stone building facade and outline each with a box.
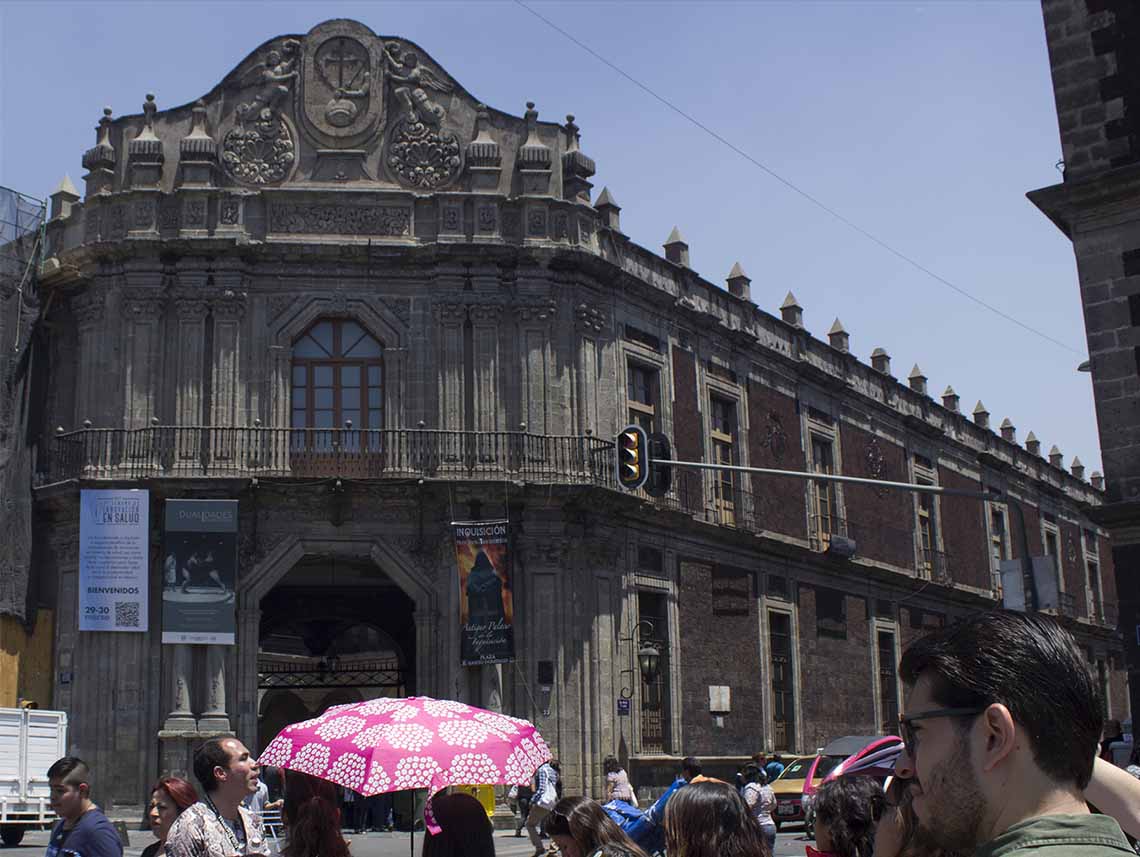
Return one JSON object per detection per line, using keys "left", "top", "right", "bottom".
{"left": 1029, "top": 0, "right": 1140, "bottom": 717}
{"left": 24, "top": 18, "right": 1123, "bottom": 812}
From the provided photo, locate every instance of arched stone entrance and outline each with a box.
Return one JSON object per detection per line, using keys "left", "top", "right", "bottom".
{"left": 235, "top": 536, "right": 441, "bottom": 749}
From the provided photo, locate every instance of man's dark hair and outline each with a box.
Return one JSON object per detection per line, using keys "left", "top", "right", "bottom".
{"left": 899, "top": 610, "right": 1102, "bottom": 788}
{"left": 47, "top": 757, "right": 91, "bottom": 789}
{"left": 681, "top": 756, "right": 702, "bottom": 778}
{"left": 193, "top": 736, "right": 236, "bottom": 793}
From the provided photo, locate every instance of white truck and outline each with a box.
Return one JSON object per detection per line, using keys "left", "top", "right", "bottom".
{"left": 0, "top": 707, "right": 68, "bottom": 846}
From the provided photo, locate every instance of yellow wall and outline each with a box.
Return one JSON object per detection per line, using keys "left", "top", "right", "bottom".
{"left": 0, "top": 609, "right": 54, "bottom": 708}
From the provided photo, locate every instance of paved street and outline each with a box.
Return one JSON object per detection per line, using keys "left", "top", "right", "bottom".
{"left": 10, "top": 825, "right": 813, "bottom": 857}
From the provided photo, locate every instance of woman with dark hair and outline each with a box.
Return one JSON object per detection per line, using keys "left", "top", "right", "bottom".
{"left": 741, "top": 764, "right": 776, "bottom": 851}
{"left": 281, "top": 771, "right": 351, "bottom": 857}
{"left": 544, "top": 796, "right": 649, "bottom": 857}
{"left": 602, "top": 757, "right": 636, "bottom": 806}
{"left": 663, "top": 781, "right": 768, "bottom": 857}
{"left": 142, "top": 777, "right": 198, "bottom": 857}
{"left": 421, "top": 792, "right": 496, "bottom": 857}
{"left": 811, "top": 777, "right": 884, "bottom": 857}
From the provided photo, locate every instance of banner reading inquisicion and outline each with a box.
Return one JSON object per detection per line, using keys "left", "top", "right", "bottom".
{"left": 455, "top": 520, "right": 514, "bottom": 666}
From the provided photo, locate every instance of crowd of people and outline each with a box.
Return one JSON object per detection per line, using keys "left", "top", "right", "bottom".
{"left": 38, "top": 611, "right": 1140, "bottom": 857}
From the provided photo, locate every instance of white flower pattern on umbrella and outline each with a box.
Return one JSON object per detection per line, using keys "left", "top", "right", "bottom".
{"left": 448, "top": 753, "right": 501, "bottom": 784}
{"left": 422, "top": 700, "right": 471, "bottom": 719}
{"left": 291, "top": 742, "right": 332, "bottom": 776}
{"left": 258, "top": 735, "right": 293, "bottom": 767}
{"left": 472, "top": 712, "right": 520, "bottom": 736}
{"left": 437, "top": 720, "right": 493, "bottom": 748}
{"left": 363, "top": 760, "right": 391, "bottom": 794}
{"left": 316, "top": 716, "right": 368, "bottom": 741}
{"left": 381, "top": 723, "right": 435, "bottom": 751}
{"left": 326, "top": 752, "right": 368, "bottom": 791}
{"left": 394, "top": 756, "right": 444, "bottom": 790}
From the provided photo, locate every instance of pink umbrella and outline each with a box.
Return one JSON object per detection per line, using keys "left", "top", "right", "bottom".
{"left": 257, "top": 696, "right": 551, "bottom": 834}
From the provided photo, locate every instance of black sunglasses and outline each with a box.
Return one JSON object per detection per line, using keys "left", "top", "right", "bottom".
{"left": 898, "top": 707, "right": 987, "bottom": 756}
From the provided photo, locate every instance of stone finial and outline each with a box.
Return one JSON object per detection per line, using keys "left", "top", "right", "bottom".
{"left": 973, "top": 400, "right": 989, "bottom": 430}
{"left": 518, "top": 101, "right": 552, "bottom": 194}
{"left": 726, "top": 262, "right": 751, "bottom": 301}
{"left": 128, "top": 94, "right": 164, "bottom": 187}
{"left": 664, "top": 226, "right": 690, "bottom": 267}
{"left": 1025, "top": 431, "right": 1041, "bottom": 456}
{"left": 561, "top": 113, "right": 596, "bottom": 203}
{"left": 999, "top": 418, "right": 1016, "bottom": 443}
{"left": 780, "top": 291, "right": 804, "bottom": 328}
{"left": 828, "top": 318, "right": 849, "bottom": 353}
{"left": 871, "top": 347, "right": 891, "bottom": 376}
{"left": 942, "top": 385, "right": 960, "bottom": 413}
{"left": 908, "top": 364, "right": 928, "bottom": 396}
{"left": 1049, "top": 445, "right": 1064, "bottom": 468}
{"left": 468, "top": 103, "right": 502, "bottom": 191}
{"left": 594, "top": 186, "right": 621, "bottom": 231}
{"left": 1091, "top": 470, "right": 1104, "bottom": 490}
{"left": 1071, "top": 456, "right": 1085, "bottom": 480}
{"left": 49, "top": 175, "right": 81, "bottom": 220}
{"left": 82, "top": 107, "right": 117, "bottom": 195}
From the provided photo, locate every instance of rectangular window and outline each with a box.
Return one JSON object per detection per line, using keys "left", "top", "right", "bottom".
{"left": 637, "top": 591, "right": 671, "bottom": 754}
{"left": 990, "top": 506, "right": 1009, "bottom": 575}
{"left": 768, "top": 611, "right": 796, "bottom": 750}
{"left": 810, "top": 434, "right": 839, "bottom": 545}
{"left": 816, "top": 588, "right": 847, "bottom": 640}
{"left": 877, "top": 630, "right": 899, "bottom": 734}
{"left": 627, "top": 362, "right": 658, "bottom": 433}
{"left": 1044, "top": 525, "right": 1061, "bottom": 587}
{"left": 917, "top": 487, "right": 937, "bottom": 576}
{"left": 637, "top": 545, "right": 664, "bottom": 574}
{"left": 1088, "top": 560, "right": 1104, "bottom": 622}
{"left": 710, "top": 395, "right": 737, "bottom": 525}
{"left": 766, "top": 574, "right": 789, "bottom": 600}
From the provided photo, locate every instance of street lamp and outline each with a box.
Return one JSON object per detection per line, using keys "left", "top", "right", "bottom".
{"left": 620, "top": 620, "right": 663, "bottom": 699}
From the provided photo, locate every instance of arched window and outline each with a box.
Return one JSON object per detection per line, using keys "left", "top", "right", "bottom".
{"left": 291, "top": 319, "right": 383, "bottom": 429}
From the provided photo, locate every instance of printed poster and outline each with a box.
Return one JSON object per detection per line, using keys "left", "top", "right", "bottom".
{"left": 455, "top": 520, "right": 515, "bottom": 665}
{"left": 79, "top": 489, "right": 149, "bottom": 632}
{"left": 162, "top": 500, "right": 238, "bottom": 644}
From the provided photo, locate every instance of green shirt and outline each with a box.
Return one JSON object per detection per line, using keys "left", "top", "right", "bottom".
{"left": 977, "top": 814, "right": 1135, "bottom": 857}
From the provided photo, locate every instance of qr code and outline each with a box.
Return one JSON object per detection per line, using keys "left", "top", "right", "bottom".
{"left": 114, "top": 601, "right": 140, "bottom": 628}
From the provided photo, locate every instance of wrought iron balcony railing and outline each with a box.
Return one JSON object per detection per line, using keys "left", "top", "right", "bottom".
{"left": 918, "top": 548, "right": 952, "bottom": 585}
{"left": 1091, "top": 597, "right": 1119, "bottom": 628}
{"left": 809, "top": 513, "right": 849, "bottom": 551}
{"left": 43, "top": 424, "right": 617, "bottom": 485}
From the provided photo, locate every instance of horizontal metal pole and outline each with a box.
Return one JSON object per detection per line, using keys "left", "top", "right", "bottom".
{"left": 656, "top": 459, "right": 1001, "bottom": 501}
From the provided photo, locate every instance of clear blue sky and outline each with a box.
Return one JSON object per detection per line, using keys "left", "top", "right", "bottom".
{"left": 0, "top": 1, "right": 1100, "bottom": 474}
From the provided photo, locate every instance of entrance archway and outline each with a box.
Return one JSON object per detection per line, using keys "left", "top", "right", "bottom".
{"left": 255, "top": 556, "right": 414, "bottom": 747}
{"left": 235, "top": 536, "right": 441, "bottom": 749}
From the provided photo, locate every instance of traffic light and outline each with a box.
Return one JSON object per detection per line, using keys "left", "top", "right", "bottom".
{"left": 646, "top": 432, "right": 672, "bottom": 498}
{"left": 616, "top": 425, "right": 648, "bottom": 491}
{"left": 616, "top": 427, "right": 672, "bottom": 496}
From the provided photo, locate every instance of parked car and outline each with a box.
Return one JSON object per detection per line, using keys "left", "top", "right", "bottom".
{"left": 771, "top": 755, "right": 836, "bottom": 830}
{"left": 801, "top": 735, "right": 902, "bottom": 839}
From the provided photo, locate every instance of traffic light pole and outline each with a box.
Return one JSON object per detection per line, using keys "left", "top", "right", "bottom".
{"left": 653, "top": 457, "right": 1040, "bottom": 611}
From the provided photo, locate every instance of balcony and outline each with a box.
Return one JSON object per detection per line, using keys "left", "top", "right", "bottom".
{"left": 917, "top": 548, "right": 952, "bottom": 585}
{"left": 42, "top": 425, "right": 616, "bottom": 485}
{"left": 1091, "top": 598, "right": 1119, "bottom": 629}
{"left": 809, "top": 513, "right": 849, "bottom": 552}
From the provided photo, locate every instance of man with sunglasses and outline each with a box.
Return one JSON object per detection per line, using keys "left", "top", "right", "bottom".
{"left": 893, "top": 610, "right": 1132, "bottom": 857}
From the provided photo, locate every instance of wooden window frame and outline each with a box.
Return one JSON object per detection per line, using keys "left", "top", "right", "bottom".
{"left": 626, "top": 359, "right": 659, "bottom": 434}
{"left": 708, "top": 393, "right": 738, "bottom": 525}
{"left": 291, "top": 319, "right": 385, "bottom": 442}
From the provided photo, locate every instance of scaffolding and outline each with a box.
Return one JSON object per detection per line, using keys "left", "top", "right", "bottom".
{"left": 0, "top": 185, "right": 46, "bottom": 351}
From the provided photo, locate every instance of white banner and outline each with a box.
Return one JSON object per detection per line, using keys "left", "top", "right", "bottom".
{"left": 79, "top": 489, "right": 149, "bottom": 632}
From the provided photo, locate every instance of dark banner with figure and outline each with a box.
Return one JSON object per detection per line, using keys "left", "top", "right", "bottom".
{"left": 162, "top": 500, "right": 238, "bottom": 644}
{"left": 455, "top": 520, "right": 514, "bottom": 665}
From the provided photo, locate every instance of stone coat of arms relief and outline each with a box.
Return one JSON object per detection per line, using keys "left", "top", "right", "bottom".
{"left": 221, "top": 20, "right": 464, "bottom": 189}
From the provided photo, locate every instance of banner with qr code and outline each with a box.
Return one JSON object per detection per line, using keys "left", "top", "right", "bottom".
{"left": 162, "top": 500, "right": 238, "bottom": 644}
{"left": 78, "top": 489, "right": 150, "bottom": 632}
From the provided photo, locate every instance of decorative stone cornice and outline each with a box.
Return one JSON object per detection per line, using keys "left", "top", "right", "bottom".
{"left": 515, "top": 299, "right": 557, "bottom": 323}
{"left": 575, "top": 302, "right": 606, "bottom": 334}
{"left": 467, "top": 104, "right": 501, "bottom": 168}
{"left": 180, "top": 100, "right": 218, "bottom": 162}
{"left": 468, "top": 303, "right": 504, "bottom": 324}
{"left": 71, "top": 292, "right": 105, "bottom": 327}
{"left": 433, "top": 301, "right": 467, "bottom": 324}
{"left": 212, "top": 294, "right": 247, "bottom": 320}
{"left": 122, "top": 290, "right": 166, "bottom": 319}
{"left": 172, "top": 296, "right": 210, "bottom": 321}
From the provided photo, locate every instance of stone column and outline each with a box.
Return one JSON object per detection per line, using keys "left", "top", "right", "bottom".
{"left": 235, "top": 606, "right": 262, "bottom": 748}
{"left": 210, "top": 293, "right": 246, "bottom": 463}
{"left": 171, "top": 295, "right": 209, "bottom": 469}
{"left": 121, "top": 290, "right": 165, "bottom": 428}
{"left": 469, "top": 305, "right": 503, "bottom": 434}
{"left": 480, "top": 664, "right": 503, "bottom": 712}
{"left": 434, "top": 302, "right": 466, "bottom": 431}
{"left": 199, "top": 646, "right": 231, "bottom": 732}
{"left": 414, "top": 607, "right": 437, "bottom": 698}
{"left": 163, "top": 645, "right": 196, "bottom": 731}
{"left": 515, "top": 301, "right": 556, "bottom": 435}
{"left": 72, "top": 292, "right": 105, "bottom": 429}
